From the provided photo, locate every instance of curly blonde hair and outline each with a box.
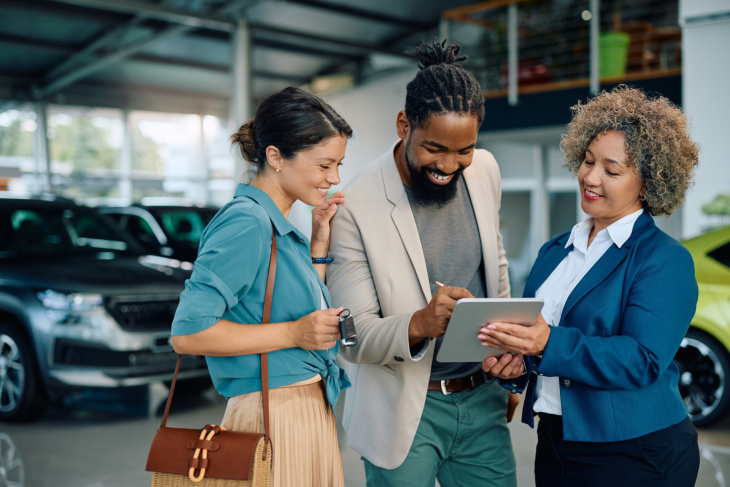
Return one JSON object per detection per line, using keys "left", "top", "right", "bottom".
{"left": 560, "top": 85, "right": 699, "bottom": 216}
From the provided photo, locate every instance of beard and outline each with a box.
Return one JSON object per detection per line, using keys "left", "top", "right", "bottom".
{"left": 405, "top": 140, "right": 463, "bottom": 208}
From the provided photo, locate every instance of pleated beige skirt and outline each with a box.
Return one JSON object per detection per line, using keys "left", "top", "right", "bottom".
{"left": 221, "top": 376, "right": 345, "bottom": 487}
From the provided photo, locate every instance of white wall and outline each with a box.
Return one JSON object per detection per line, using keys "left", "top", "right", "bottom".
{"left": 324, "top": 69, "right": 417, "bottom": 187}
{"left": 680, "top": 0, "right": 730, "bottom": 237}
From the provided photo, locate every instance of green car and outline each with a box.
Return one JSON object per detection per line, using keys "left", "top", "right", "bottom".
{"left": 675, "top": 225, "right": 730, "bottom": 426}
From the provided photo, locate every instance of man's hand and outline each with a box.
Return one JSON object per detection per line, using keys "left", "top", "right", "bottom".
{"left": 408, "top": 285, "right": 472, "bottom": 346}
{"left": 482, "top": 352, "right": 525, "bottom": 379}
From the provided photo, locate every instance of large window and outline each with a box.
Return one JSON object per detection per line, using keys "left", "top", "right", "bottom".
{"left": 203, "top": 115, "right": 237, "bottom": 207}
{"left": 0, "top": 108, "right": 36, "bottom": 192}
{"left": 130, "top": 111, "right": 204, "bottom": 201}
{"left": 1, "top": 105, "right": 235, "bottom": 206}
{"left": 47, "top": 106, "right": 123, "bottom": 201}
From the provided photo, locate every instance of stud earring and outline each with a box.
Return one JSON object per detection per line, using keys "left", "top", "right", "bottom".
{"left": 275, "top": 169, "right": 280, "bottom": 173}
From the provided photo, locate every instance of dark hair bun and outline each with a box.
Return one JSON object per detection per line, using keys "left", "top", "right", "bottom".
{"left": 414, "top": 39, "right": 467, "bottom": 70}
{"left": 231, "top": 119, "right": 256, "bottom": 162}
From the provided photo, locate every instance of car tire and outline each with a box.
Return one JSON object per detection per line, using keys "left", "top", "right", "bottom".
{"left": 674, "top": 327, "right": 730, "bottom": 427}
{"left": 0, "top": 323, "right": 47, "bottom": 422}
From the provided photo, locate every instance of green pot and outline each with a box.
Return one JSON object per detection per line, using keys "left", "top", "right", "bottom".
{"left": 599, "top": 31, "right": 630, "bottom": 78}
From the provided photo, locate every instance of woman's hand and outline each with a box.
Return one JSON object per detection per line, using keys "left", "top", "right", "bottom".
{"left": 482, "top": 352, "right": 525, "bottom": 379}
{"left": 289, "top": 307, "right": 343, "bottom": 350}
{"left": 478, "top": 313, "right": 551, "bottom": 356}
{"left": 310, "top": 190, "right": 345, "bottom": 252}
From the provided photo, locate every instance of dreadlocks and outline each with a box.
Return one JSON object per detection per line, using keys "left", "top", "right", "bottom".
{"left": 404, "top": 39, "right": 485, "bottom": 129}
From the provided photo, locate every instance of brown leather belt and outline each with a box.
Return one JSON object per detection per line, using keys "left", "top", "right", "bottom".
{"left": 427, "top": 370, "right": 491, "bottom": 395}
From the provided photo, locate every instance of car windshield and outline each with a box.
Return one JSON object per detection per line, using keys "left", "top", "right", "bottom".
{"left": 0, "top": 203, "right": 142, "bottom": 258}
{"left": 148, "top": 207, "right": 218, "bottom": 245}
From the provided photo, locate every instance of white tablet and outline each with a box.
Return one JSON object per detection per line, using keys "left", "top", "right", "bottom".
{"left": 436, "top": 298, "right": 544, "bottom": 363}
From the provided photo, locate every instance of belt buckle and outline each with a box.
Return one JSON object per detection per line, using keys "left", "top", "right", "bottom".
{"left": 440, "top": 380, "right": 451, "bottom": 395}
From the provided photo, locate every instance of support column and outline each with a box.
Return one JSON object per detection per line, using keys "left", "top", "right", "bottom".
{"left": 230, "top": 18, "right": 253, "bottom": 183}
{"left": 33, "top": 101, "right": 51, "bottom": 194}
{"left": 120, "top": 109, "right": 133, "bottom": 201}
{"left": 199, "top": 114, "right": 211, "bottom": 203}
{"left": 507, "top": 3, "right": 519, "bottom": 106}
{"left": 589, "top": 0, "right": 600, "bottom": 94}
{"left": 439, "top": 17, "right": 450, "bottom": 42}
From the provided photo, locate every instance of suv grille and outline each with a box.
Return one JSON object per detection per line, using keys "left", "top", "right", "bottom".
{"left": 54, "top": 339, "right": 206, "bottom": 373}
{"left": 105, "top": 296, "right": 180, "bottom": 331}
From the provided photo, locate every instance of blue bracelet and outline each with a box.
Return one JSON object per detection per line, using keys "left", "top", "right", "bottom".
{"left": 312, "top": 257, "right": 333, "bottom": 264}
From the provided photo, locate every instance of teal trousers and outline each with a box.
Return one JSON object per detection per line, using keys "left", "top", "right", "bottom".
{"left": 363, "top": 378, "right": 517, "bottom": 487}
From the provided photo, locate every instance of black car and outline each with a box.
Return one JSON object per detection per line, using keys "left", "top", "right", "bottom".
{"left": 0, "top": 194, "right": 208, "bottom": 421}
{"left": 96, "top": 201, "right": 219, "bottom": 263}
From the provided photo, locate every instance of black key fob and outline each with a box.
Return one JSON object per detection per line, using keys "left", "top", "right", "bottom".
{"left": 338, "top": 308, "right": 357, "bottom": 346}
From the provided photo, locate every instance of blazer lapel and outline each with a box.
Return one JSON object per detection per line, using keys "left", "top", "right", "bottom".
{"left": 464, "top": 171, "right": 500, "bottom": 297}
{"left": 525, "top": 236, "right": 571, "bottom": 298}
{"left": 380, "top": 149, "right": 432, "bottom": 302}
{"left": 560, "top": 213, "right": 653, "bottom": 320}
{"left": 561, "top": 245, "right": 628, "bottom": 320}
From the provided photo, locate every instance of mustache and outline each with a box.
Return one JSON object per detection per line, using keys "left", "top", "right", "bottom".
{"left": 424, "top": 166, "right": 461, "bottom": 177}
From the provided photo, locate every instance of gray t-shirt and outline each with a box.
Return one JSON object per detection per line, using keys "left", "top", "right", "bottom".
{"left": 405, "top": 176, "right": 487, "bottom": 381}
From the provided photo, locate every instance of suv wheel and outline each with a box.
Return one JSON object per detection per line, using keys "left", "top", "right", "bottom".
{"left": 674, "top": 328, "right": 730, "bottom": 427}
{"left": 0, "top": 324, "right": 47, "bottom": 422}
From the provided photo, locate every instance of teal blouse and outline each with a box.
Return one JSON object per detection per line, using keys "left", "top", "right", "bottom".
{"left": 171, "top": 184, "right": 350, "bottom": 409}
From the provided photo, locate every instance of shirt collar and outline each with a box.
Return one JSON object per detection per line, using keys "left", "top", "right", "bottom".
{"left": 233, "top": 183, "right": 299, "bottom": 238}
{"left": 566, "top": 208, "right": 644, "bottom": 250}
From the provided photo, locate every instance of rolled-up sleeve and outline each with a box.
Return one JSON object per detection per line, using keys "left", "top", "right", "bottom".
{"left": 171, "top": 203, "right": 266, "bottom": 336}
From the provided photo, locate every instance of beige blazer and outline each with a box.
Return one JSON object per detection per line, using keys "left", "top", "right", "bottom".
{"left": 326, "top": 141, "right": 510, "bottom": 469}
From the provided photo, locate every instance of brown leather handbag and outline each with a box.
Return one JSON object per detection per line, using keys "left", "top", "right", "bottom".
{"left": 145, "top": 232, "right": 278, "bottom": 486}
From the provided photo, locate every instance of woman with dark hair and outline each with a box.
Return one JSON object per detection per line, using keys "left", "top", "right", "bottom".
{"left": 481, "top": 85, "right": 701, "bottom": 486}
{"left": 171, "top": 86, "right": 353, "bottom": 486}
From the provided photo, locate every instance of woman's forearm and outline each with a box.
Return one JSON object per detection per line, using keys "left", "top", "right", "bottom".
{"left": 171, "top": 319, "right": 296, "bottom": 356}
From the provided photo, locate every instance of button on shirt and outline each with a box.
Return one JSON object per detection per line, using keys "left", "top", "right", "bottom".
{"left": 171, "top": 184, "right": 350, "bottom": 409}
{"left": 533, "top": 209, "right": 643, "bottom": 416}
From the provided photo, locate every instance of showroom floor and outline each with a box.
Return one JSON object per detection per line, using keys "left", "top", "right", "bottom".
{"left": 1, "top": 384, "right": 728, "bottom": 486}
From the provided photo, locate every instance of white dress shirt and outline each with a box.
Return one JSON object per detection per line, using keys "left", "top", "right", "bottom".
{"left": 532, "top": 209, "right": 644, "bottom": 415}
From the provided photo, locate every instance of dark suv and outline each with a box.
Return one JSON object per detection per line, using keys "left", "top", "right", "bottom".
{"left": 96, "top": 200, "right": 219, "bottom": 263}
{"left": 0, "top": 194, "right": 208, "bottom": 421}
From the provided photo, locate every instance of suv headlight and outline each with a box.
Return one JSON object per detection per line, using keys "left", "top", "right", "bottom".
{"left": 37, "top": 290, "right": 104, "bottom": 311}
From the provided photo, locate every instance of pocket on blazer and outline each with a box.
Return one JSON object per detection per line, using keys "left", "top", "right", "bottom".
{"left": 379, "top": 363, "right": 397, "bottom": 376}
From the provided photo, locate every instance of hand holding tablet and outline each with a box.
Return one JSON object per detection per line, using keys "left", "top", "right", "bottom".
{"left": 436, "top": 298, "right": 544, "bottom": 363}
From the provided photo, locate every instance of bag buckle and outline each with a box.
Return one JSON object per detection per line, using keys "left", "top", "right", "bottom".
{"left": 189, "top": 425, "right": 225, "bottom": 483}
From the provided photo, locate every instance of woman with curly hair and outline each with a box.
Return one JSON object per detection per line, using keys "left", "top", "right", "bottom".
{"left": 480, "top": 85, "right": 700, "bottom": 486}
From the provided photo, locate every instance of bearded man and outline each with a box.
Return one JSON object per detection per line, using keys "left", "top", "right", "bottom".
{"left": 326, "top": 39, "right": 519, "bottom": 487}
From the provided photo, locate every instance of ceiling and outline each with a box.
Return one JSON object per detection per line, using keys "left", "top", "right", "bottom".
{"left": 0, "top": 0, "right": 482, "bottom": 118}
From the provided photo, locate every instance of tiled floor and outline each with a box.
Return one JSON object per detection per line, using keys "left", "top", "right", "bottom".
{"left": 0, "top": 384, "right": 728, "bottom": 486}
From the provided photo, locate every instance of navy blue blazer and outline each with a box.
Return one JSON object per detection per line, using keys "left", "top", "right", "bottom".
{"left": 518, "top": 212, "right": 697, "bottom": 442}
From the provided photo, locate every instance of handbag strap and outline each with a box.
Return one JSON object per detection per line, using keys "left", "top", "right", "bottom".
{"left": 160, "top": 227, "right": 278, "bottom": 453}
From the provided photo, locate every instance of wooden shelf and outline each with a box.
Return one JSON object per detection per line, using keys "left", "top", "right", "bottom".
{"left": 482, "top": 68, "right": 682, "bottom": 99}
